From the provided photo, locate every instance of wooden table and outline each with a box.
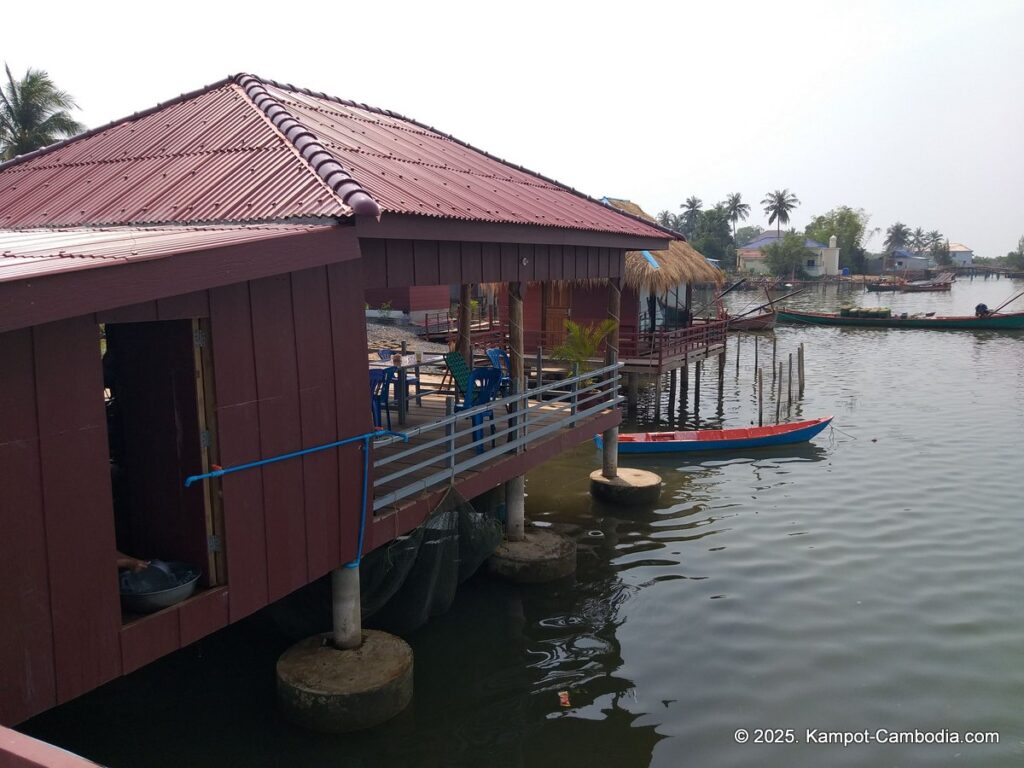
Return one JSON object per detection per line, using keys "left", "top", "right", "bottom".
{"left": 368, "top": 353, "right": 445, "bottom": 425}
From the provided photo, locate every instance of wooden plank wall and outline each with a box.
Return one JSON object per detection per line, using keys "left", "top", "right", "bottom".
{"left": 0, "top": 319, "right": 121, "bottom": 725}
{"left": 361, "top": 240, "right": 624, "bottom": 289}
{"left": 210, "top": 260, "right": 371, "bottom": 621}
{"left": 1, "top": 258, "right": 369, "bottom": 725}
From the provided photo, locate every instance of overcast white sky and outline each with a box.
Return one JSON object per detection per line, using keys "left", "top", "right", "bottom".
{"left": 5, "top": 0, "right": 1022, "bottom": 255}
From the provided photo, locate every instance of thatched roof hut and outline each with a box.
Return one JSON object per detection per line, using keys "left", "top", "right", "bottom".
{"left": 605, "top": 198, "right": 723, "bottom": 290}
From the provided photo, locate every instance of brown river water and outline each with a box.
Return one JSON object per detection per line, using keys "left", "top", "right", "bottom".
{"left": 21, "top": 278, "right": 1024, "bottom": 767}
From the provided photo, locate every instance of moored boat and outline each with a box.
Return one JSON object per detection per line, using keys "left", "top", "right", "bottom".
{"left": 727, "top": 311, "right": 776, "bottom": 331}
{"left": 777, "top": 308, "right": 1024, "bottom": 330}
{"left": 595, "top": 416, "right": 833, "bottom": 454}
{"left": 898, "top": 282, "right": 952, "bottom": 293}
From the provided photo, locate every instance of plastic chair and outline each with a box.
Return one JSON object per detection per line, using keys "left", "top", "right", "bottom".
{"left": 369, "top": 367, "right": 397, "bottom": 430}
{"left": 454, "top": 368, "right": 502, "bottom": 453}
{"left": 378, "top": 349, "right": 421, "bottom": 405}
{"left": 441, "top": 350, "right": 472, "bottom": 398}
{"left": 485, "top": 347, "right": 512, "bottom": 396}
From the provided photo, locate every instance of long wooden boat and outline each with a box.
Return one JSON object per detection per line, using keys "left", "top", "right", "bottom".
{"left": 595, "top": 416, "right": 833, "bottom": 454}
{"left": 727, "top": 311, "right": 776, "bottom": 331}
{"left": 777, "top": 308, "right": 1024, "bottom": 330}
{"left": 899, "top": 282, "right": 951, "bottom": 293}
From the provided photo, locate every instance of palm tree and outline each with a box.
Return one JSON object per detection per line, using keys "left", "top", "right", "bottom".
{"left": 679, "top": 196, "right": 703, "bottom": 236}
{"left": 883, "top": 222, "right": 911, "bottom": 253}
{"left": 0, "top": 65, "right": 83, "bottom": 160}
{"left": 910, "top": 227, "right": 926, "bottom": 254}
{"left": 722, "top": 192, "right": 750, "bottom": 239}
{"left": 926, "top": 230, "right": 943, "bottom": 250}
{"left": 656, "top": 211, "right": 683, "bottom": 232}
{"left": 760, "top": 189, "right": 800, "bottom": 240}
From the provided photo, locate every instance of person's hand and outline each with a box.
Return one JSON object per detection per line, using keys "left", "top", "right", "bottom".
{"left": 117, "top": 554, "right": 150, "bottom": 572}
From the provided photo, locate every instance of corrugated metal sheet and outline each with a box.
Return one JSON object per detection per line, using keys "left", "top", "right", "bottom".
{"left": 265, "top": 83, "right": 664, "bottom": 237}
{"left": 0, "top": 224, "right": 333, "bottom": 282}
{"left": 0, "top": 75, "right": 665, "bottom": 239}
{"left": 0, "top": 85, "right": 346, "bottom": 228}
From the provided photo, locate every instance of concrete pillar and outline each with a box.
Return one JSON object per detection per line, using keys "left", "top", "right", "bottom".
{"left": 457, "top": 283, "right": 473, "bottom": 366}
{"left": 277, "top": 567, "right": 413, "bottom": 732}
{"left": 602, "top": 277, "right": 621, "bottom": 479}
{"left": 506, "top": 475, "right": 526, "bottom": 542}
{"left": 331, "top": 567, "right": 361, "bottom": 650}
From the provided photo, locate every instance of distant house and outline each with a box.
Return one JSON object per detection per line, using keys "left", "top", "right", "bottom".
{"left": 948, "top": 243, "right": 974, "bottom": 266}
{"left": 890, "top": 249, "right": 935, "bottom": 271}
{"left": 736, "top": 231, "right": 840, "bottom": 276}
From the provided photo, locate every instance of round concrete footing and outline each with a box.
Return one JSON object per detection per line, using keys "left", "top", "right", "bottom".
{"left": 276, "top": 630, "right": 413, "bottom": 733}
{"left": 589, "top": 467, "right": 663, "bottom": 506}
{"left": 487, "top": 528, "right": 576, "bottom": 583}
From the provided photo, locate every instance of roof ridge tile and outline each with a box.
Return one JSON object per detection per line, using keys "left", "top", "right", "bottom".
{"left": 234, "top": 74, "right": 380, "bottom": 218}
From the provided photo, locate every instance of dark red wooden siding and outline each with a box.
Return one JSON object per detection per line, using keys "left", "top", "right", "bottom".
{"left": 358, "top": 239, "right": 623, "bottom": 288}
{"left": 1, "top": 256, "right": 369, "bottom": 725}
{"left": 0, "top": 318, "right": 121, "bottom": 725}
{"left": 364, "top": 286, "right": 450, "bottom": 314}
{"left": 210, "top": 260, "right": 372, "bottom": 617}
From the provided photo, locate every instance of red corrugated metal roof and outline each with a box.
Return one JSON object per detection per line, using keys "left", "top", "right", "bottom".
{"left": 0, "top": 85, "right": 345, "bottom": 228}
{"left": 0, "top": 74, "right": 664, "bottom": 239}
{"left": 0, "top": 224, "right": 333, "bottom": 282}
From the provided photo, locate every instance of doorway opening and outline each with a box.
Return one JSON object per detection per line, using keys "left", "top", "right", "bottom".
{"left": 103, "top": 318, "right": 223, "bottom": 617}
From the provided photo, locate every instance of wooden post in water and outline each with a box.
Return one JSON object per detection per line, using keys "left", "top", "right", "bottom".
{"left": 771, "top": 335, "right": 777, "bottom": 382}
{"left": 717, "top": 350, "right": 725, "bottom": 402}
{"left": 654, "top": 374, "right": 663, "bottom": 421}
{"left": 776, "top": 361, "right": 783, "bottom": 423}
{"left": 735, "top": 334, "right": 741, "bottom": 376}
{"left": 798, "top": 343, "right": 805, "bottom": 397}
{"left": 758, "top": 367, "right": 764, "bottom": 426}
{"left": 754, "top": 336, "right": 759, "bottom": 374}
{"left": 668, "top": 368, "right": 677, "bottom": 418}
{"left": 694, "top": 360, "right": 702, "bottom": 414}
{"left": 787, "top": 353, "right": 793, "bottom": 411}
{"left": 681, "top": 363, "right": 689, "bottom": 414}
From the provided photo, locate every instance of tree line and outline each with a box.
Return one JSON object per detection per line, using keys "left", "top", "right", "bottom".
{"left": 657, "top": 188, "right": 987, "bottom": 276}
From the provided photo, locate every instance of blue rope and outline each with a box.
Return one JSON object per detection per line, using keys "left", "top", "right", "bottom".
{"left": 184, "top": 429, "right": 408, "bottom": 568}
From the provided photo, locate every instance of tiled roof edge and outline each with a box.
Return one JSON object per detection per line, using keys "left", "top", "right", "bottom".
{"left": 257, "top": 75, "right": 665, "bottom": 238}
{"left": 0, "top": 76, "right": 237, "bottom": 173}
{"left": 234, "top": 74, "right": 380, "bottom": 218}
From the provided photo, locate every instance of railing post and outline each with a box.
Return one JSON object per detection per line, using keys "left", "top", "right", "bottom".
{"left": 536, "top": 346, "right": 543, "bottom": 390}
{"left": 445, "top": 396, "right": 455, "bottom": 471}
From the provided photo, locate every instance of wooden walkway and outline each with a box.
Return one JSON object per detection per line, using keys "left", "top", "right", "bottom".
{"left": 366, "top": 381, "right": 620, "bottom": 550}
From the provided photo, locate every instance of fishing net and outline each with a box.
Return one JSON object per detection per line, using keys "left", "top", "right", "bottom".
{"left": 266, "top": 486, "right": 503, "bottom": 638}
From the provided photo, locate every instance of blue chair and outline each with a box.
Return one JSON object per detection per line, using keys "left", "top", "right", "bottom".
{"left": 369, "top": 367, "right": 398, "bottom": 429}
{"left": 454, "top": 368, "right": 502, "bottom": 453}
{"left": 485, "top": 347, "right": 512, "bottom": 396}
{"left": 378, "top": 349, "right": 422, "bottom": 405}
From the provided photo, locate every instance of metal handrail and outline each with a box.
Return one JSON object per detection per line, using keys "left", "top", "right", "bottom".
{"left": 372, "top": 362, "right": 622, "bottom": 511}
